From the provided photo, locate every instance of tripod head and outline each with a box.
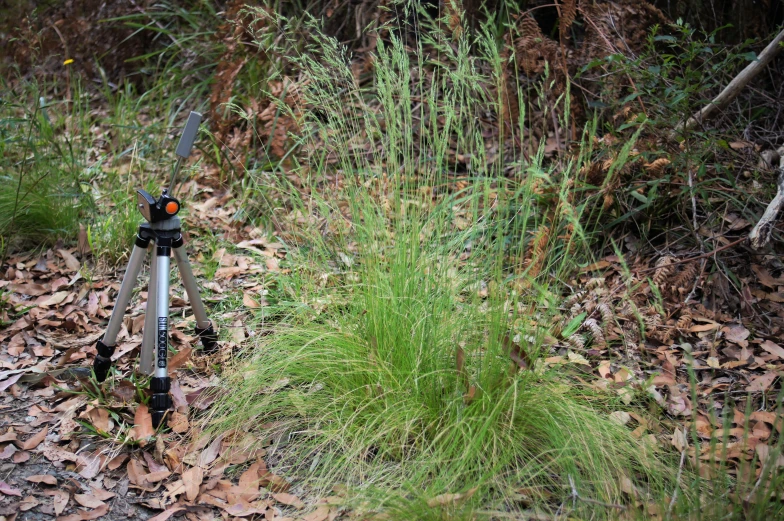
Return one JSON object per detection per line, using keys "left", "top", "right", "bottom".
{"left": 136, "top": 111, "right": 202, "bottom": 224}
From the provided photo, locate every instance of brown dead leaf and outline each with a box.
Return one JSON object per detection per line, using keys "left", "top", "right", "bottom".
{"left": 19, "top": 495, "right": 39, "bottom": 511}
{"left": 27, "top": 474, "right": 57, "bottom": 485}
{"left": 21, "top": 426, "right": 47, "bottom": 450}
{"left": 89, "top": 487, "right": 115, "bottom": 501}
{"left": 760, "top": 340, "right": 784, "bottom": 360}
{"left": 57, "top": 504, "right": 109, "bottom": 521}
{"left": 198, "top": 435, "right": 223, "bottom": 467}
{"left": 58, "top": 249, "right": 81, "bottom": 272}
{"left": 7, "top": 283, "right": 49, "bottom": 296}
{"left": 243, "top": 292, "right": 260, "bottom": 308}
{"left": 73, "top": 494, "right": 106, "bottom": 509}
{"left": 169, "top": 347, "right": 193, "bottom": 371}
{"left": 722, "top": 324, "right": 750, "bottom": 347}
{"left": 43, "top": 489, "right": 69, "bottom": 514}
{"left": 747, "top": 372, "right": 779, "bottom": 392}
{"left": 130, "top": 404, "right": 155, "bottom": 441}
{"left": 13, "top": 450, "right": 30, "bottom": 463}
{"left": 273, "top": 492, "right": 305, "bottom": 509}
{"left": 143, "top": 470, "right": 172, "bottom": 483}
{"left": 167, "top": 411, "right": 189, "bottom": 434}
{"left": 752, "top": 265, "right": 784, "bottom": 288}
{"left": 182, "top": 466, "right": 203, "bottom": 501}
{"left": 38, "top": 291, "right": 70, "bottom": 308}
{"left": 87, "top": 408, "right": 111, "bottom": 433}
{"left": 107, "top": 453, "right": 128, "bottom": 471}
{"left": 0, "top": 443, "right": 17, "bottom": 459}
{"left": 426, "top": 487, "right": 478, "bottom": 508}
{"left": 0, "top": 480, "right": 21, "bottom": 496}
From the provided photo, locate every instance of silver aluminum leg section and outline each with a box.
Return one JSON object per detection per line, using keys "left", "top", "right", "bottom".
{"left": 155, "top": 253, "right": 171, "bottom": 379}
{"left": 172, "top": 246, "right": 211, "bottom": 329}
{"left": 140, "top": 245, "right": 158, "bottom": 375}
{"left": 103, "top": 244, "right": 147, "bottom": 346}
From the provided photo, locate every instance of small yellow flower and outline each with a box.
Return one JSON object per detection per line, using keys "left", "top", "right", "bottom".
{"left": 63, "top": 58, "right": 74, "bottom": 66}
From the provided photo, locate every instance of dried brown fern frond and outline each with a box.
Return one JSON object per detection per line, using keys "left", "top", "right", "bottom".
{"left": 622, "top": 320, "right": 640, "bottom": 346}
{"left": 525, "top": 225, "right": 551, "bottom": 278}
{"left": 597, "top": 302, "right": 614, "bottom": 331}
{"left": 583, "top": 318, "right": 606, "bottom": 348}
{"left": 564, "top": 290, "right": 586, "bottom": 309}
{"left": 444, "top": 0, "right": 464, "bottom": 40}
{"left": 676, "top": 311, "right": 693, "bottom": 332}
{"left": 559, "top": 0, "right": 577, "bottom": 43}
{"left": 671, "top": 261, "right": 699, "bottom": 291}
{"left": 566, "top": 334, "right": 586, "bottom": 351}
{"left": 644, "top": 158, "right": 671, "bottom": 176}
{"left": 569, "top": 302, "right": 583, "bottom": 318}
{"left": 586, "top": 277, "right": 606, "bottom": 291}
{"left": 652, "top": 256, "right": 675, "bottom": 286}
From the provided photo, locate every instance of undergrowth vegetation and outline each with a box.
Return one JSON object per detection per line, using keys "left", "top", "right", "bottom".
{"left": 207, "top": 7, "right": 682, "bottom": 518}
{"left": 2, "top": 1, "right": 783, "bottom": 519}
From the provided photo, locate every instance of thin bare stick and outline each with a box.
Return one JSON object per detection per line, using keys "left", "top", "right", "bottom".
{"left": 666, "top": 450, "right": 687, "bottom": 518}
{"left": 673, "top": 27, "right": 784, "bottom": 136}
{"left": 749, "top": 149, "right": 784, "bottom": 248}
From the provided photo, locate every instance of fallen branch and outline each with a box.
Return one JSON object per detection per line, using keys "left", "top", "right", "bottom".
{"left": 749, "top": 148, "right": 784, "bottom": 249}
{"left": 672, "top": 27, "right": 784, "bottom": 137}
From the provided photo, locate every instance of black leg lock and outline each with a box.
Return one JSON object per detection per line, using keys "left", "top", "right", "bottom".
{"left": 150, "top": 377, "right": 172, "bottom": 428}
{"left": 93, "top": 339, "right": 116, "bottom": 382}
{"left": 195, "top": 324, "right": 218, "bottom": 354}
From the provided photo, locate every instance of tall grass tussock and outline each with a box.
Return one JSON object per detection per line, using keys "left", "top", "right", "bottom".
{"left": 207, "top": 4, "right": 676, "bottom": 517}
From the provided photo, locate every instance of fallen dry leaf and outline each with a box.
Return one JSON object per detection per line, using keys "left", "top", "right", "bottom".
{"left": 58, "top": 249, "right": 81, "bottom": 271}
{"left": 19, "top": 495, "right": 39, "bottom": 511}
{"left": 57, "top": 504, "right": 110, "bottom": 521}
{"left": 747, "top": 372, "right": 779, "bottom": 392}
{"left": 27, "top": 474, "right": 57, "bottom": 485}
{"left": 243, "top": 291, "right": 260, "bottom": 308}
{"left": 760, "top": 340, "right": 784, "bottom": 360}
{"left": 182, "top": 465, "right": 203, "bottom": 501}
{"left": 0, "top": 480, "right": 21, "bottom": 496}
{"left": 167, "top": 411, "right": 189, "bottom": 433}
{"left": 426, "top": 487, "right": 478, "bottom": 507}
{"left": 73, "top": 494, "right": 106, "bottom": 509}
{"left": 273, "top": 492, "right": 305, "bottom": 509}
{"left": 38, "top": 291, "right": 70, "bottom": 308}
{"left": 722, "top": 324, "right": 750, "bottom": 347}
{"left": 130, "top": 404, "right": 155, "bottom": 441}
{"left": 86, "top": 408, "right": 112, "bottom": 433}
{"left": 20, "top": 426, "right": 47, "bottom": 450}
{"left": 44, "top": 489, "right": 69, "bottom": 515}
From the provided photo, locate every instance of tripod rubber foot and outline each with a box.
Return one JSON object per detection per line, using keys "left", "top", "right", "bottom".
{"left": 150, "top": 377, "right": 171, "bottom": 429}
{"left": 93, "top": 339, "right": 116, "bottom": 382}
{"left": 195, "top": 324, "right": 218, "bottom": 354}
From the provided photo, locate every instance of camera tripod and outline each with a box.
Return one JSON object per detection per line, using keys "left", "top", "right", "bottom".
{"left": 93, "top": 111, "right": 218, "bottom": 428}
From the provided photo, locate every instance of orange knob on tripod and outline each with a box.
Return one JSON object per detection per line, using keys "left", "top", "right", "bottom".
{"left": 165, "top": 201, "right": 179, "bottom": 214}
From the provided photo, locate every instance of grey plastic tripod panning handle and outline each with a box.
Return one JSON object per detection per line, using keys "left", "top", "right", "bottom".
{"left": 168, "top": 111, "right": 202, "bottom": 193}
{"left": 175, "top": 111, "right": 202, "bottom": 159}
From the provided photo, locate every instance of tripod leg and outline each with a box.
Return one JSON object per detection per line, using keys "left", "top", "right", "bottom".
{"left": 140, "top": 242, "right": 158, "bottom": 375}
{"left": 93, "top": 234, "right": 150, "bottom": 382}
{"left": 173, "top": 235, "right": 218, "bottom": 353}
{"left": 150, "top": 240, "right": 173, "bottom": 429}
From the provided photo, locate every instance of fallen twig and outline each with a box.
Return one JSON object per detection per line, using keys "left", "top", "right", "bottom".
{"left": 749, "top": 148, "right": 784, "bottom": 249}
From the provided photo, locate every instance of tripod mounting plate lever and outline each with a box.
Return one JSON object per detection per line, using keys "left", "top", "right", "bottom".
{"left": 137, "top": 189, "right": 180, "bottom": 223}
